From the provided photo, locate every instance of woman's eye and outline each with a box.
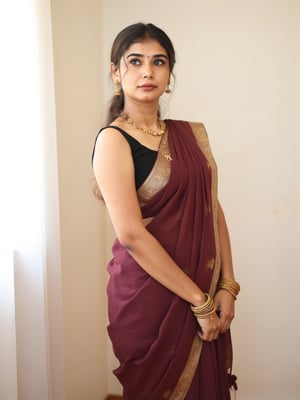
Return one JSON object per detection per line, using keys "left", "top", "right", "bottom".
{"left": 153, "top": 59, "right": 165, "bottom": 66}
{"left": 129, "top": 58, "right": 141, "bottom": 66}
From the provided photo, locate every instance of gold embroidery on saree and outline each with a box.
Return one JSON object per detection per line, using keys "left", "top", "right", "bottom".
{"left": 206, "top": 257, "right": 215, "bottom": 270}
{"left": 169, "top": 122, "right": 221, "bottom": 400}
{"left": 188, "top": 121, "right": 221, "bottom": 295}
{"left": 168, "top": 335, "right": 203, "bottom": 400}
{"left": 137, "top": 130, "right": 171, "bottom": 206}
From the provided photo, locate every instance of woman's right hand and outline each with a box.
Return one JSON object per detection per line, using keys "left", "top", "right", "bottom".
{"left": 196, "top": 313, "right": 221, "bottom": 342}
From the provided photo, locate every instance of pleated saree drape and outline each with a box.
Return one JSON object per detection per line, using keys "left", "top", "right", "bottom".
{"left": 107, "top": 120, "right": 235, "bottom": 400}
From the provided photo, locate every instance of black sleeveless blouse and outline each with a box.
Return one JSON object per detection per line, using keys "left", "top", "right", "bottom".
{"left": 92, "top": 126, "right": 157, "bottom": 189}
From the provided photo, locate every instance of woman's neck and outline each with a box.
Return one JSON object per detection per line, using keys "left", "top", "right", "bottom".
{"left": 123, "top": 102, "right": 160, "bottom": 128}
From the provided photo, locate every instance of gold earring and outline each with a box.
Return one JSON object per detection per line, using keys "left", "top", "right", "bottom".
{"left": 114, "top": 80, "right": 121, "bottom": 96}
{"left": 165, "top": 83, "right": 171, "bottom": 94}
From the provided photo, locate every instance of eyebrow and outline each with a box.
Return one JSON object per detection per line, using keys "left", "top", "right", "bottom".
{"left": 126, "top": 53, "right": 168, "bottom": 59}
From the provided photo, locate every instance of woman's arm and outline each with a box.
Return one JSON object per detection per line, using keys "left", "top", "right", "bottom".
{"left": 214, "top": 201, "right": 236, "bottom": 332}
{"left": 93, "top": 128, "right": 206, "bottom": 306}
{"left": 93, "top": 128, "right": 222, "bottom": 340}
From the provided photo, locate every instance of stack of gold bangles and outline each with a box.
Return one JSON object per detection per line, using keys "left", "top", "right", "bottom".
{"left": 218, "top": 278, "right": 240, "bottom": 300}
{"left": 191, "top": 293, "right": 216, "bottom": 319}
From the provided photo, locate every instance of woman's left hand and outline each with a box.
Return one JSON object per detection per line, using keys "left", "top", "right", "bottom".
{"left": 214, "top": 289, "right": 235, "bottom": 333}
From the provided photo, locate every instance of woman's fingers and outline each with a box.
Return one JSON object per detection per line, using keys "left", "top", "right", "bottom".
{"left": 197, "top": 314, "right": 221, "bottom": 342}
{"left": 218, "top": 308, "right": 234, "bottom": 333}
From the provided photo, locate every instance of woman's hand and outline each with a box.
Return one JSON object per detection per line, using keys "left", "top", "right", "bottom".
{"left": 214, "top": 289, "right": 235, "bottom": 333}
{"left": 197, "top": 313, "right": 222, "bottom": 342}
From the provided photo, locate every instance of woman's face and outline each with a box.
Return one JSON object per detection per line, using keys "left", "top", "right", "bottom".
{"left": 113, "top": 38, "right": 170, "bottom": 104}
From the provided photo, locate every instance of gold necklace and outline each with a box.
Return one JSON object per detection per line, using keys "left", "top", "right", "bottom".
{"left": 120, "top": 112, "right": 166, "bottom": 137}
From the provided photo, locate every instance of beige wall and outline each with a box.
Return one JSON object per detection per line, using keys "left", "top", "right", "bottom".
{"left": 51, "top": 0, "right": 107, "bottom": 399}
{"left": 101, "top": 0, "right": 300, "bottom": 398}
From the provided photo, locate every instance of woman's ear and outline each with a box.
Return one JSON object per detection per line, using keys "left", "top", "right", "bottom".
{"left": 110, "top": 63, "right": 120, "bottom": 80}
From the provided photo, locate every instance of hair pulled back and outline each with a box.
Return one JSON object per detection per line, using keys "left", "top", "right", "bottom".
{"left": 107, "top": 23, "right": 176, "bottom": 124}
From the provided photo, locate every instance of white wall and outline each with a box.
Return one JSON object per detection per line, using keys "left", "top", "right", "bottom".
{"left": 101, "top": 0, "right": 300, "bottom": 398}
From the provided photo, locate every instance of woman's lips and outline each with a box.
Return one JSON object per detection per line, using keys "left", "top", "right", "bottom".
{"left": 138, "top": 84, "right": 157, "bottom": 90}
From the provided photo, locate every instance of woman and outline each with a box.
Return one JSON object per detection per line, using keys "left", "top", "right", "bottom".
{"left": 93, "top": 22, "right": 239, "bottom": 400}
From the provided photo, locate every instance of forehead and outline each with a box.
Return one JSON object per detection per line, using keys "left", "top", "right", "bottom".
{"left": 125, "top": 38, "right": 168, "bottom": 57}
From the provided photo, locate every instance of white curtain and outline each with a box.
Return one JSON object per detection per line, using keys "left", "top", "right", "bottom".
{"left": 0, "top": 1, "right": 63, "bottom": 399}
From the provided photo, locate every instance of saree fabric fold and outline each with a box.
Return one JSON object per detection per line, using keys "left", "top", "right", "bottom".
{"left": 107, "top": 120, "right": 233, "bottom": 400}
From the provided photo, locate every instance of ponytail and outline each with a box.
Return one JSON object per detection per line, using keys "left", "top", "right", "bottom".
{"left": 106, "top": 91, "right": 124, "bottom": 125}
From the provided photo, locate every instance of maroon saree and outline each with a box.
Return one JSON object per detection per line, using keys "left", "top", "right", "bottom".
{"left": 106, "top": 120, "right": 236, "bottom": 400}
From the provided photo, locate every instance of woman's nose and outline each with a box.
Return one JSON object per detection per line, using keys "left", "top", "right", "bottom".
{"left": 142, "top": 62, "right": 153, "bottom": 78}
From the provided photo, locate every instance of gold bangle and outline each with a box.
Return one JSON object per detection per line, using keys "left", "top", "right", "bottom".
{"left": 218, "top": 278, "right": 240, "bottom": 299}
{"left": 194, "top": 307, "right": 216, "bottom": 319}
{"left": 191, "top": 293, "right": 211, "bottom": 312}
{"left": 191, "top": 293, "right": 216, "bottom": 318}
{"left": 219, "top": 286, "right": 237, "bottom": 299}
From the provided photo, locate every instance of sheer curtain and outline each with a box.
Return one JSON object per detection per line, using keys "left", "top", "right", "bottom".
{"left": 0, "top": 1, "right": 64, "bottom": 399}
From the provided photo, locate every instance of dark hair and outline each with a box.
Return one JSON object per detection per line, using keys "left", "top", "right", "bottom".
{"left": 106, "top": 22, "right": 176, "bottom": 124}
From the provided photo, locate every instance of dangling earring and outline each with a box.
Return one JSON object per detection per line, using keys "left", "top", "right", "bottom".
{"left": 114, "top": 80, "right": 121, "bottom": 96}
{"left": 165, "top": 83, "right": 171, "bottom": 94}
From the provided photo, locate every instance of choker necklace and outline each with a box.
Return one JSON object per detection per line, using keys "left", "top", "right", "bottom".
{"left": 120, "top": 112, "right": 166, "bottom": 137}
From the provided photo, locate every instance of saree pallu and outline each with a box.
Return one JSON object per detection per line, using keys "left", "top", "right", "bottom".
{"left": 107, "top": 120, "right": 235, "bottom": 400}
